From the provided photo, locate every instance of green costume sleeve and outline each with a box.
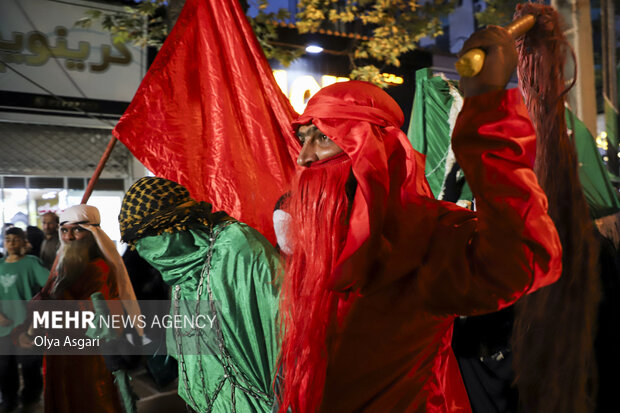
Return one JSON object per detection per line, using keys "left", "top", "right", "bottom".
{"left": 136, "top": 222, "right": 281, "bottom": 413}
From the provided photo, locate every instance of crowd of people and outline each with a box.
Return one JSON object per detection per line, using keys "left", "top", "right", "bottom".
{"left": 0, "top": 5, "right": 619, "bottom": 413}
{"left": 0, "top": 214, "right": 59, "bottom": 412}
{"left": 0, "top": 227, "right": 48, "bottom": 412}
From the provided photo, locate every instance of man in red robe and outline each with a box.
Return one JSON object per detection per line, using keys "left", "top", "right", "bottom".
{"left": 17, "top": 205, "right": 139, "bottom": 412}
{"left": 277, "top": 26, "right": 563, "bottom": 412}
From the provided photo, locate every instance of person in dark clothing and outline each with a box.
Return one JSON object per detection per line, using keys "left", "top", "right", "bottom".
{"left": 453, "top": 226, "right": 620, "bottom": 413}
{"left": 594, "top": 231, "right": 620, "bottom": 413}
{"left": 122, "top": 248, "right": 169, "bottom": 301}
{"left": 452, "top": 308, "right": 518, "bottom": 413}
{"left": 0, "top": 227, "right": 47, "bottom": 412}
{"left": 25, "top": 226, "right": 44, "bottom": 259}
{"left": 39, "top": 212, "right": 60, "bottom": 270}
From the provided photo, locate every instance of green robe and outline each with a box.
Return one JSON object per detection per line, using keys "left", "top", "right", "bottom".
{"left": 135, "top": 221, "right": 280, "bottom": 412}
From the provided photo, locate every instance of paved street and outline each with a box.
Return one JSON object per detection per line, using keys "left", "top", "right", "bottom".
{"left": 2, "top": 366, "right": 186, "bottom": 413}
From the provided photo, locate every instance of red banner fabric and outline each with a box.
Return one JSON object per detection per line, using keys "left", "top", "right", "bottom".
{"left": 113, "top": 0, "right": 300, "bottom": 244}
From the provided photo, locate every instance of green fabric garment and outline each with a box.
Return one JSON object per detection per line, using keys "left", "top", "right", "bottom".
{"left": 112, "top": 370, "right": 138, "bottom": 413}
{"left": 135, "top": 221, "right": 281, "bottom": 413}
{"left": 567, "top": 109, "right": 620, "bottom": 218}
{"left": 604, "top": 97, "right": 619, "bottom": 149}
{"left": 0, "top": 255, "right": 49, "bottom": 337}
{"left": 86, "top": 292, "right": 114, "bottom": 342}
{"left": 408, "top": 68, "right": 473, "bottom": 200}
{"left": 409, "top": 68, "right": 620, "bottom": 217}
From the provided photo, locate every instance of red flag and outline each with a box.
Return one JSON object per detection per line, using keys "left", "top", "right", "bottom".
{"left": 113, "top": 0, "right": 299, "bottom": 244}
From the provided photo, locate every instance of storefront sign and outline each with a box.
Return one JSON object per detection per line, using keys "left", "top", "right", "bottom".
{"left": 0, "top": 0, "right": 146, "bottom": 128}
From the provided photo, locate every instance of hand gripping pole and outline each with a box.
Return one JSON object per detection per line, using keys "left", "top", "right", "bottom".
{"left": 455, "top": 15, "right": 536, "bottom": 77}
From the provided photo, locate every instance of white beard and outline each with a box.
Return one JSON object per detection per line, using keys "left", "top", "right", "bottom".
{"left": 51, "top": 236, "right": 99, "bottom": 297}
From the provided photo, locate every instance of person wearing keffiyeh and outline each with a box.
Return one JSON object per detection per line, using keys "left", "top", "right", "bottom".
{"left": 119, "top": 177, "right": 281, "bottom": 413}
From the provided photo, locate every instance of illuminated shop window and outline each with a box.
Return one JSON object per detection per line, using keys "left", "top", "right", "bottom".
{"left": 0, "top": 176, "right": 125, "bottom": 254}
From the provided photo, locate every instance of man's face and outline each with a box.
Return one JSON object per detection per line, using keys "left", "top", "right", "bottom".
{"left": 296, "top": 124, "right": 344, "bottom": 167}
{"left": 42, "top": 214, "right": 59, "bottom": 237}
{"left": 60, "top": 224, "right": 91, "bottom": 243}
{"left": 4, "top": 234, "right": 25, "bottom": 255}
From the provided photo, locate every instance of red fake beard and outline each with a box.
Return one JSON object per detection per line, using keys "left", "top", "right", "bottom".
{"left": 278, "top": 152, "right": 353, "bottom": 413}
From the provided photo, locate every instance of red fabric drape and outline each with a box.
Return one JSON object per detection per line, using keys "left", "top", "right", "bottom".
{"left": 282, "top": 85, "right": 562, "bottom": 412}
{"left": 43, "top": 259, "right": 122, "bottom": 413}
{"left": 113, "top": 0, "right": 299, "bottom": 244}
{"left": 292, "top": 81, "right": 434, "bottom": 291}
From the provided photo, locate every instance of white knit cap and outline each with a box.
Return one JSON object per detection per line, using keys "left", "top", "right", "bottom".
{"left": 59, "top": 204, "right": 100, "bottom": 226}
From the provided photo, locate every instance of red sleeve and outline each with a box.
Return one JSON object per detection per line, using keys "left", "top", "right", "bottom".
{"left": 414, "top": 88, "right": 562, "bottom": 316}
{"left": 65, "top": 259, "right": 118, "bottom": 300}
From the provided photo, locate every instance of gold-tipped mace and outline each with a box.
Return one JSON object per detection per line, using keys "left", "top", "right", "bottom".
{"left": 455, "top": 14, "right": 536, "bottom": 77}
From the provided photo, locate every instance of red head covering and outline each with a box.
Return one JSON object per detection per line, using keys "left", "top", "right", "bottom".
{"left": 280, "top": 81, "right": 433, "bottom": 412}
{"left": 292, "top": 81, "right": 433, "bottom": 290}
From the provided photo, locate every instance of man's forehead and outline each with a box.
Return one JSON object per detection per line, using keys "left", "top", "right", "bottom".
{"left": 296, "top": 123, "right": 317, "bottom": 133}
{"left": 60, "top": 221, "right": 88, "bottom": 228}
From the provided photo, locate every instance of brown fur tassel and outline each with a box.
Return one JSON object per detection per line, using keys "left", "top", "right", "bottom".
{"left": 511, "top": 3, "right": 601, "bottom": 413}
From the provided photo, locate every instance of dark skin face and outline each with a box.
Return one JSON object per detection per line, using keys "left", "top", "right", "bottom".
{"left": 296, "top": 123, "right": 344, "bottom": 167}
{"left": 60, "top": 223, "right": 91, "bottom": 243}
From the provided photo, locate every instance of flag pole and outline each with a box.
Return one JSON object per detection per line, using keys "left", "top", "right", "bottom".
{"left": 81, "top": 135, "right": 118, "bottom": 204}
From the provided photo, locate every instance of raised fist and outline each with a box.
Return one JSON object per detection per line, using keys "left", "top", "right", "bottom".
{"left": 458, "top": 26, "right": 518, "bottom": 98}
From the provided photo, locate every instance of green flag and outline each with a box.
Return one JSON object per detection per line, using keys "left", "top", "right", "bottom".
{"left": 567, "top": 109, "right": 620, "bottom": 218}
{"left": 409, "top": 68, "right": 620, "bottom": 218}
{"left": 408, "top": 68, "right": 472, "bottom": 201}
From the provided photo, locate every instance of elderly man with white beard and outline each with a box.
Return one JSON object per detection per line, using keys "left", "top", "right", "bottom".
{"left": 17, "top": 205, "right": 140, "bottom": 413}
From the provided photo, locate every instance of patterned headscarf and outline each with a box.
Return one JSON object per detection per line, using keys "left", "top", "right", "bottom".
{"left": 119, "top": 177, "right": 231, "bottom": 244}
